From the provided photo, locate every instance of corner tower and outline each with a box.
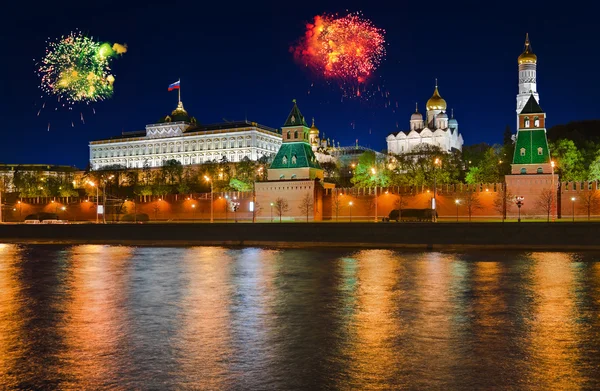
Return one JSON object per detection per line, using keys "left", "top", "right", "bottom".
{"left": 516, "top": 34, "right": 539, "bottom": 120}
{"left": 511, "top": 94, "right": 551, "bottom": 174}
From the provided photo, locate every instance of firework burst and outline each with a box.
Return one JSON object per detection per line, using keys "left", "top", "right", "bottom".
{"left": 292, "top": 12, "right": 385, "bottom": 96}
{"left": 37, "top": 31, "right": 127, "bottom": 105}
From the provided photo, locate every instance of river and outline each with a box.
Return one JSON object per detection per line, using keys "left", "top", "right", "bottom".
{"left": 1, "top": 244, "right": 599, "bottom": 390}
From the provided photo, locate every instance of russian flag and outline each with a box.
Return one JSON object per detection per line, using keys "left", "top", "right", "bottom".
{"left": 168, "top": 80, "right": 180, "bottom": 91}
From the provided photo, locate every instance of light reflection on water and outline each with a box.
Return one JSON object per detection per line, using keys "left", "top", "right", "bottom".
{"left": 0, "top": 244, "right": 599, "bottom": 390}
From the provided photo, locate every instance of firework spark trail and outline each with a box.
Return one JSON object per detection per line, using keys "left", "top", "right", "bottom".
{"left": 292, "top": 12, "right": 385, "bottom": 97}
{"left": 36, "top": 31, "right": 126, "bottom": 105}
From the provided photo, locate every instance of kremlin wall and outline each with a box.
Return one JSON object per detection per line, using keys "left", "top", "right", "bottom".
{"left": 2, "top": 181, "right": 598, "bottom": 223}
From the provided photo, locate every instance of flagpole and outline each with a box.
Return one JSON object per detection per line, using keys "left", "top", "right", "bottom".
{"left": 178, "top": 78, "right": 181, "bottom": 103}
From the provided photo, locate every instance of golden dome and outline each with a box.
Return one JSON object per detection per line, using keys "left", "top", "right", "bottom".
{"left": 518, "top": 33, "right": 537, "bottom": 64}
{"left": 309, "top": 117, "right": 319, "bottom": 134}
{"left": 426, "top": 86, "right": 447, "bottom": 111}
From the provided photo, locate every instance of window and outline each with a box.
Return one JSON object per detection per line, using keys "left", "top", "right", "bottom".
{"left": 524, "top": 116, "right": 530, "bottom": 128}
{"left": 280, "top": 174, "right": 285, "bottom": 179}
{"left": 294, "top": 130, "right": 298, "bottom": 139}
{"left": 537, "top": 167, "right": 543, "bottom": 174}
{"left": 287, "top": 131, "right": 291, "bottom": 139}
{"left": 282, "top": 155, "right": 288, "bottom": 164}
{"left": 534, "top": 116, "right": 540, "bottom": 127}
{"left": 537, "top": 147, "right": 543, "bottom": 155}
{"left": 520, "top": 148, "right": 526, "bottom": 156}
{"left": 520, "top": 168, "right": 527, "bottom": 174}
{"left": 291, "top": 174, "right": 297, "bottom": 179}
{"left": 291, "top": 154, "right": 297, "bottom": 164}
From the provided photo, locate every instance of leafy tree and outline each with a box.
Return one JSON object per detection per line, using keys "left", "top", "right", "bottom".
{"left": 274, "top": 197, "right": 289, "bottom": 222}
{"left": 352, "top": 151, "right": 391, "bottom": 188}
{"left": 464, "top": 147, "right": 502, "bottom": 184}
{"left": 320, "top": 161, "right": 339, "bottom": 183}
{"left": 550, "top": 139, "right": 586, "bottom": 181}
{"left": 588, "top": 154, "right": 600, "bottom": 181}
{"left": 331, "top": 190, "right": 345, "bottom": 222}
{"left": 392, "top": 144, "right": 461, "bottom": 187}
{"left": 493, "top": 187, "right": 513, "bottom": 222}
{"left": 161, "top": 159, "right": 183, "bottom": 185}
{"left": 229, "top": 178, "right": 252, "bottom": 192}
{"left": 298, "top": 192, "right": 314, "bottom": 222}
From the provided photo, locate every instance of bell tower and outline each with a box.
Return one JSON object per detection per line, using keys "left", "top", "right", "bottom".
{"left": 516, "top": 34, "right": 539, "bottom": 124}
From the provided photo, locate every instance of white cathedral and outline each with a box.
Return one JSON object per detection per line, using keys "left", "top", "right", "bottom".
{"left": 386, "top": 83, "right": 464, "bottom": 154}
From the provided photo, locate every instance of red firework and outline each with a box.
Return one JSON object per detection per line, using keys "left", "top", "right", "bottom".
{"left": 292, "top": 12, "right": 386, "bottom": 88}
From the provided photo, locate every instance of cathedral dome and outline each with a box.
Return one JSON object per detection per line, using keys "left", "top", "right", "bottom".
{"left": 437, "top": 111, "right": 448, "bottom": 119}
{"left": 411, "top": 112, "right": 423, "bottom": 121}
{"left": 518, "top": 33, "right": 537, "bottom": 64}
{"left": 426, "top": 86, "right": 447, "bottom": 111}
{"left": 158, "top": 101, "right": 197, "bottom": 124}
{"left": 309, "top": 118, "right": 319, "bottom": 134}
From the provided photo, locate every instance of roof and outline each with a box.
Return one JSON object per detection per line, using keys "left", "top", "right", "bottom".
{"left": 283, "top": 100, "right": 308, "bottom": 127}
{"left": 520, "top": 94, "right": 543, "bottom": 114}
{"left": 270, "top": 142, "right": 321, "bottom": 169}
{"left": 512, "top": 129, "right": 551, "bottom": 165}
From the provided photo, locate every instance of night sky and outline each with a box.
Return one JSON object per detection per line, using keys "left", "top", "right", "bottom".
{"left": 1, "top": 1, "right": 597, "bottom": 168}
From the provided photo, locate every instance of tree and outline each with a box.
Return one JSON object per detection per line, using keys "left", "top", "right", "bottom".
{"left": 551, "top": 139, "right": 586, "bottom": 181}
{"left": 274, "top": 197, "right": 289, "bottom": 222}
{"left": 351, "top": 151, "right": 390, "bottom": 188}
{"left": 161, "top": 159, "right": 183, "bottom": 185}
{"left": 331, "top": 190, "right": 345, "bottom": 222}
{"left": 536, "top": 188, "right": 555, "bottom": 222}
{"left": 588, "top": 154, "right": 600, "bottom": 181}
{"left": 298, "top": 192, "right": 314, "bottom": 222}
{"left": 320, "top": 161, "right": 339, "bottom": 183}
{"left": 394, "top": 191, "right": 411, "bottom": 221}
{"left": 493, "top": 187, "right": 513, "bottom": 222}
{"left": 579, "top": 190, "right": 600, "bottom": 221}
{"left": 464, "top": 147, "right": 502, "bottom": 184}
{"left": 462, "top": 190, "right": 482, "bottom": 222}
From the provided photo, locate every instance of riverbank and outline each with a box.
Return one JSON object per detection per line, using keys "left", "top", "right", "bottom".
{"left": 1, "top": 222, "right": 599, "bottom": 250}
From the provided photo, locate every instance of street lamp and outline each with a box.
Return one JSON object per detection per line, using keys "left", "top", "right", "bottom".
{"left": 191, "top": 203, "right": 196, "bottom": 222}
{"left": 102, "top": 175, "right": 114, "bottom": 224}
{"left": 204, "top": 175, "right": 213, "bottom": 223}
{"left": 433, "top": 158, "right": 441, "bottom": 222}
{"left": 551, "top": 161, "right": 556, "bottom": 221}
{"left": 371, "top": 167, "right": 377, "bottom": 222}
{"left": 61, "top": 206, "right": 66, "bottom": 221}
{"left": 455, "top": 199, "right": 460, "bottom": 222}
{"left": 516, "top": 196, "right": 525, "bottom": 223}
{"left": 349, "top": 201, "right": 353, "bottom": 222}
{"left": 571, "top": 196, "right": 576, "bottom": 222}
{"left": 88, "top": 181, "right": 99, "bottom": 223}
{"left": 270, "top": 202, "right": 274, "bottom": 222}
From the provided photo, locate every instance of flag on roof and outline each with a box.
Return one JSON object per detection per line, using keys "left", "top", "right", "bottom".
{"left": 168, "top": 80, "right": 180, "bottom": 91}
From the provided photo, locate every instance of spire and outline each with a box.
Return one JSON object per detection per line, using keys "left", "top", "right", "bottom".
{"left": 524, "top": 33, "right": 530, "bottom": 50}
{"left": 283, "top": 99, "right": 308, "bottom": 127}
{"left": 451, "top": 108, "right": 454, "bottom": 119}
{"left": 435, "top": 78, "right": 438, "bottom": 88}
{"left": 312, "top": 117, "right": 315, "bottom": 127}
{"left": 415, "top": 102, "right": 418, "bottom": 113}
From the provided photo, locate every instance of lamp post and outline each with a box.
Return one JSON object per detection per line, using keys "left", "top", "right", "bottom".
{"left": 571, "top": 197, "right": 576, "bottom": 222}
{"left": 270, "top": 202, "right": 274, "bottom": 222}
{"left": 88, "top": 181, "right": 99, "bottom": 223}
{"left": 61, "top": 206, "right": 66, "bottom": 221}
{"left": 455, "top": 199, "right": 460, "bottom": 222}
{"left": 551, "top": 161, "right": 556, "bottom": 221}
{"left": 204, "top": 176, "right": 213, "bottom": 223}
{"left": 225, "top": 195, "right": 229, "bottom": 222}
{"left": 516, "top": 196, "right": 524, "bottom": 222}
{"left": 371, "top": 167, "right": 377, "bottom": 222}
{"left": 433, "top": 158, "right": 441, "bottom": 222}
{"left": 17, "top": 201, "right": 22, "bottom": 221}
{"left": 349, "top": 201, "right": 353, "bottom": 222}
{"left": 191, "top": 203, "right": 196, "bottom": 223}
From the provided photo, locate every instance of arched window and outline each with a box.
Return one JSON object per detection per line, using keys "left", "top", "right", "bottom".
{"left": 520, "top": 147, "right": 526, "bottom": 156}
{"left": 294, "top": 130, "right": 298, "bottom": 138}
{"left": 537, "top": 147, "right": 543, "bottom": 155}
{"left": 524, "top": 116, "right": 530, "bottom": 128}
{"left": 287, "top": 131, "right": 291, "bottom": 139}
{"left": 534, "top": 116, "right": 540, "bottom": 127}
{"left": 282, "top": 155, "right": 288, "bottom": 164}
{"left": 537, "top": 167, "right": 543, "bottom": 174}
{"left": 291, "top": 154, "right": 297, "bottom": 164}
{"left": 520, "top": 168, "right": 527, "bottom": 174}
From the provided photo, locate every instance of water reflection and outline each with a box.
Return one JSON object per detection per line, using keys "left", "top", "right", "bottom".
{"left": 0, "top": 245, "right": 599, "bottom": 389}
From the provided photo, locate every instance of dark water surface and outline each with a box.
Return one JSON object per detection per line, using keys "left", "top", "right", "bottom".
{"left": 1, "top": 245, "right": 600, "bottom": 390}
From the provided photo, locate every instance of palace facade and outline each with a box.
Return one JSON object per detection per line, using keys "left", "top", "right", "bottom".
{"left": 89, "top": 101, "right": 282, "bottom": 170}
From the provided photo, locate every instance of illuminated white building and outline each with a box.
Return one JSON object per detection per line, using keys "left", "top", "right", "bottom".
{"left": 89, "top": 101, "right": 282, "bottom": 169}
{"left": 386, "top": 82, "right": 464, "bottom": 154}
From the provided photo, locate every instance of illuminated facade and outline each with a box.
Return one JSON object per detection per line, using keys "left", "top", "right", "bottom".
{"left": 89, "top": 101, "right": 282, "bottom": 170}
{"left": 386, "top": 82, "right": 464, "bottom": 154}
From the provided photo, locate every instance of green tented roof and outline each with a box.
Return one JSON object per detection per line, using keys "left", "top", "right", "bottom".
{"left": 283, "top": 101, "right": 308, "bottom": 127}
{"left": 512, "top": 129, "right": 551, "bottom": 165}
{"left": 520, "top": 94, "right": 543, "bottom": 114}
{"left": 270, "top": 142, "right": 321, "bottom": 169}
